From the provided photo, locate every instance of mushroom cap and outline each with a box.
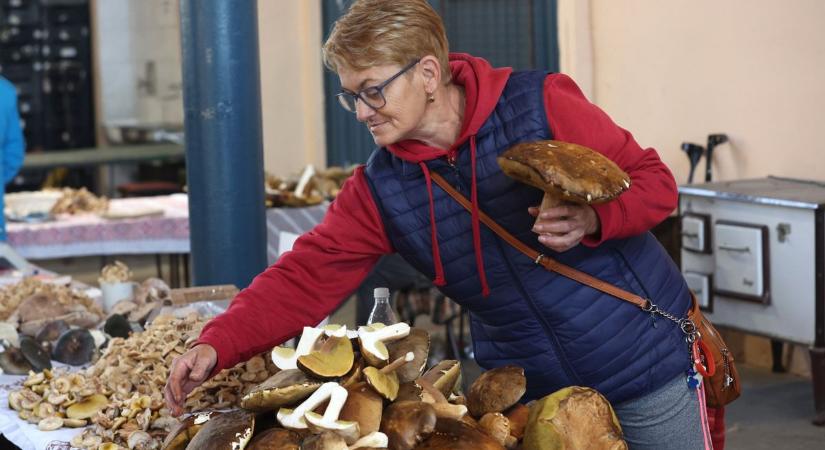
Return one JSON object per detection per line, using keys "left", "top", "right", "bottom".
{"left": 246, "top": 427, "right": 302, "bottom": 450}
{"left": 16, "top": 293, "right": 68, "bottom": 324}
{"left": 394, "top": 381, "right": 424, "bottom": 403}
{"left": 162, "top": 411, "right": 222, "bottom": 450}
{"left": 504, "top": 403, "right": 530, "bottom": 440}
{"left": 415, "top": 418, "right": 505, "bottom": 450}
{"left": 240, "top": 369, "right": 322, "bottom": 412}
{"left": 301, "top": 431, "right": 348, "bottom": 450}
{"left": 297, "top": 335, "right": 355, "bottom": 379}
{"left": 467, "top": 365, "right": 526, "bottom": 418}
{"left": 339, "top": 383, "right": 384, "bottom": 436}
{"left": 522, "top": 386, "right": 626, "bottom": 450}
{"left": 497, "top": 140, "right": 630, "bottom": 204}
{"left": 19, "top": 336, "right": 52, "bottom": 372}
{"left": 185, "top": 409, "right": 255, "bottom": 450}
{"left": 0, "top": 345, "right": 33, "bottom": 375}
{"left": 387, "top": 328, "right": 430, "bottom": 384}
{"left": 34, "top": 320, "right": 70, "bottom": 343}
{"left": 363, "top": 366, "right": 400, "bottom": 401}
{"left": 51, "top": 329, "right": 96, "bottom": 366}
{"left": 66, "top": 394, "right": 108, "bottom": 419}
{"left": 420, "top": 360, "right": 461, "bottom": 398}
{"left": 379, "top": 401, "right": 437, "bottom": 450}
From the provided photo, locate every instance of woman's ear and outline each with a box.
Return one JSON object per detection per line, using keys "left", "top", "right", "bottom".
{"left": 418, "top": 55, "right": 441, "bottom": 93}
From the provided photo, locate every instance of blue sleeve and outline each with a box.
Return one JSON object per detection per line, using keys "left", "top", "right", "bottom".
{"left": 3, "top": 88, "right": 25, "bottom": 184}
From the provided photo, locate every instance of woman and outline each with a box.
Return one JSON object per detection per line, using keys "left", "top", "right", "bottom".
{"left": 165, "top": 1, "right": 712, "bottom": 448}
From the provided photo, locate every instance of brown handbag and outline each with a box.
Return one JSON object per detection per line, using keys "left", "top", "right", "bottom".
{"left": 430, "top": 172, "right": 741, "bottom": 407}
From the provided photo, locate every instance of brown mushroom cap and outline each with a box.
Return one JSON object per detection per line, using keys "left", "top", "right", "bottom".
{"left": 246, "top": 427, "right": 302, "bottom": 450}
{"left": 415, "top": 418, "right": 505, "bottom": 450}
{"left": 301, "top": 431, "right": 348, "bottom": 450}
{"left": 394, "top": 381, "right": 424, "bottom": 403}
{"left": 241, "top": 369, "right": 322, "bottom": 412}
{"left": 504, "top": 403, "right": 529, "bottom": 440}
{"left": 522, "top": 386, "right": 626, "bottom": 450}
{"left": 467, "top": 365, "right": 526, "bottom": 418}
{"left": 339, "top": 383, "right": 384, "bottom": 437}
{"left": 380, "top": 401, "right": 437, "bottom": 450}
{"left": 185, "top": 409, "right": 255, "bottom": 450}
{"left": 16, "top": 293, "right": 68, "bottom": 323}
{"left": 387, "top": 328, "right": 430, "bottom": 383}
{"left": 162, "top": 411, "right": 223, "bottom": 450}
{"left": 51, "top": 329, "right": 96, "bottom": 366}
{"left": 497, "top": 140, "right": 630, "bottom": 205}
{"left": 297, "top": 335, "right": 355, "bottom": 379}
{"left": 420, "top": 360, "right": 461, "bottom": 398}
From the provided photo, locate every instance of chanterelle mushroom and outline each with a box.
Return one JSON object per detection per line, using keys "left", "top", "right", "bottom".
{"left": 497, "top": 140, "right": 630, "bottom": 213}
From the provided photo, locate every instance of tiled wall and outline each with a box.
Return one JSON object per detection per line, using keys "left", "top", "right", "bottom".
{"left": 95, "top": 0, "right": 183, "bottom": 127}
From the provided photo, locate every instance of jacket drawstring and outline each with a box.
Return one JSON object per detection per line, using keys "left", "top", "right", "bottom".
{"left": 418, "top": 162, "right": 446, "bottom": 287}
{"left": 469, "top": 135, "right": 491, "bottom": 297}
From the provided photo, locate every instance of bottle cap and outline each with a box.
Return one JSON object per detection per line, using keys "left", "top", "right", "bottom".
{"left": 373, "top": 287, "right": 390, "bottom": 298}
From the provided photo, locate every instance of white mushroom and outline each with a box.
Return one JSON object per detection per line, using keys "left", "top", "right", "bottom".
{"left": 324, "top": 324, "right": 359, "bottom": 340}
{"left": 277, "top": 382, "right": 341, "bottom": 430}
{"left": 37, "top": 416, "right": 63, "bottom": 431}
{"left": 305, "top": 383, "right": 360, "bottom": 444}
{"left": 271, "top": 327, "right": 325, "bottom": 370}
{"left": 348, "top": 431, "right": 389, "bottom": 449}
{"left": 357, "top": 323, "right": 411, "bottom": 366}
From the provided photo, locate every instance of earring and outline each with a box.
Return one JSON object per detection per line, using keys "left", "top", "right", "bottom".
{"left": 427, "top": 94, "right": 435, "bottom": 103}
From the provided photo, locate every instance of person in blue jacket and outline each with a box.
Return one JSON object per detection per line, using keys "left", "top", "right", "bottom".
{"left": 0, "top": 76, "right": 25, "bottom": 240}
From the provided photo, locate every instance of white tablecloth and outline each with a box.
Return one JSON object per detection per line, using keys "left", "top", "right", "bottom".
{"left": 0, "top": 375, "right": 83, "bottom": 450}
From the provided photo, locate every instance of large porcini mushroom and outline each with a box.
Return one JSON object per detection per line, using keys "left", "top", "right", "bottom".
{"left": 362, "top": 352, "right": 414, "bottom": 401}
{"left": 339, "top": 382, "right": 384, "bottom": 437}
{"left": 497, "top": 140, "right": 630, "bottom": 214}
{"left": 297, "top": 329, "right": 355, "bottom": 380}
{"left": 415, "top": 418, "right": 505, "bottom": 450}
{"left": 357, "top": 323, "right": 411, "bottom": 368}
{"left": 379, "top": 400, "right": 437, "bottom": 450}
{"left": 271, "top": 326, "right": 325, "bottom": 370}
{"left": 241, "top": 368, "right": 322, "bottom": 412}
{"left": 185, "top": 409, "right": 255, "bottom": 450}
{"left": 466, "top": 365, "right": 527, "bottom": 418}
{"left": 419, "top": 360, "right": 461, "bottom": 398}
{"left": 386, "top": 328, "right": 430, "bottom": 383}
{"left": 522, "top": 386, "right": 627, "bottom": 450}
{"left": 246, "top": 427, "right": 302, "bottom": 450}
{"left": 51, "top": 328, "right": 96, "bottom": 366}
{"left": 162, "top": 411, "right": 222, "bottom": 450}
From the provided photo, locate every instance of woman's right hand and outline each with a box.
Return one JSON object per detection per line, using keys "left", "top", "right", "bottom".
{"left": 164, "top": 344, "right": 217, "bottom": 417}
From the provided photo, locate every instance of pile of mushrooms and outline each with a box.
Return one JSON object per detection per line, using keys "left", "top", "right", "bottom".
{"left": 49, "top": 187, "right": 109, "bottom": 215}
{"left": 265, "top": 164, "right": 357, "bottom": 208}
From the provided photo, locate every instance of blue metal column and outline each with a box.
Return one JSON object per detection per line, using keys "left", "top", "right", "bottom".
{"left": 179, "top": 0, "right": 267, "bottom": 288}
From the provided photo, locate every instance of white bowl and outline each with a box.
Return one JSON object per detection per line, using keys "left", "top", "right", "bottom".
{"left": 4, "top": 190, "right": 63, "bottom": 218}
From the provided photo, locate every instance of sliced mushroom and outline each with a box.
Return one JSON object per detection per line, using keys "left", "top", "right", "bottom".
{"left": 357, "top": 323, "right": 410, "bottom": 368}
{"left": 466, "top": 365, "right": 526, "bottom": 418}
{"left": 297, "top": 333, "right": 355, "bottom": 380}
{"left": 386, "top": 328, "right": 429, "bottom": 383}
{"left": 278, "top": 382, "right": 342, "bottom": 430}
{"left": 522, "top": 386, "right": 627, "bottom": 450}
{"left": 52, "top": 329, "right": 96, "bottom": 366}
{"left": 420, "top": 360, "right": 461, "bottom": 398}
{"left": 185, "top": 409, "right": 255, "bottom": 450}
{"left": 246, "top": 427, "right": 302, "bottom": 450}
{"left": 379, "top": 401, "right": 436, "bottom": 450}
{"left": 240, "top": 368, "right": 322, "bottom": 412}
{"left": 415, "top": 418, "right": 505, "bottom": 450}
{"left": 497, "top": 140, "right": 630, "bottom": 212}
{"left": 304, "top": 383, "right": 360, "bottom": 444}
{"left": 271, "top": 327, "right": 325, "bottom": 370}
{"left": 363, "top": 352, "right": 414, "bottom": 401}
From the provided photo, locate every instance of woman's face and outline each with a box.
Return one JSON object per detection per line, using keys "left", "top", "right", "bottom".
{"left": 338, "top": 62, "right": 427, "bottom": 147}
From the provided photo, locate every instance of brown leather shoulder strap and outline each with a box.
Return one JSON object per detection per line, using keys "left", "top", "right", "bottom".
{"left": 430, "top": 171, "right": 650, "bottom": 309}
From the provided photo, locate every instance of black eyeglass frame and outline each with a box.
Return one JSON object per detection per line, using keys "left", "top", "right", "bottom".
{"left": 336, "top": 58, "right": 421, "bottom": 113}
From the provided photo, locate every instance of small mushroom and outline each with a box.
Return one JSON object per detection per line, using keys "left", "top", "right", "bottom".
{"left": 297, "top": 332, "right": 355, "bottom": 380}
{"left": 246, "top": 427, "right": 302, "bottom": 450}
{"left": 415, "top": 418, "right": 505, "bottom": 450}
{"left": 240, "top": 368, "right": 322, "bottom": 412}
{"left": 523, "top": 386, "right": 627, "bottom": 450}
{"left": 357, "top": 323, "right": 411, "bottom": 367}
{"left": 66, "top": 394, "right": 108, "bottom": 419}
{"left": 52, "top": 329, "right": 96, "bottom": 366}
{"left": 498, "top": 140, "right": 630, "bottom": 216}
{"left": 379, "top": 400, "right": 436, "bottom": 450}
{"left": 362, "top": 352, "right": 414, "bottom": 401}
{"left": 466, "top": 365, "right": 526, "bottom": 418}
{"left": 271, "top": 326, "right": 325, "bottom": 370}
{"left": 417, "top": 377, "right": 468, "bottom": 421}
{"left": 419, "top": 360, "right": 461, "bottom": 398}
{"left": 304, "top": 383, "right": 360, "bottom": 444}
{"left": 20, "top": 336, "right": 52, "bottom": 372}
{"left": 185, "top": 409, "right": 255, "bottom": 450}
{"left": 386, "top": 328, "right": 430, "bottom": 383}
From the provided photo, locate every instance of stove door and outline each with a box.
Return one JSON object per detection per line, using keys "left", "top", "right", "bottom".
{"left": 713, "top": 221, "right": 770, "bottom": 304}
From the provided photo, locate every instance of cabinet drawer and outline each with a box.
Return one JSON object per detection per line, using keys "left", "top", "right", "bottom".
{"left": 713, "top": 221, "right": 770, "bottom": 303}
{"left": 681, "top": 213, "right": 711, "bottom": 253}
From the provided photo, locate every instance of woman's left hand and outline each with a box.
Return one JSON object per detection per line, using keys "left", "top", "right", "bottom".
{"left": 529, "top": 204, "right": 601, "bottom": 252}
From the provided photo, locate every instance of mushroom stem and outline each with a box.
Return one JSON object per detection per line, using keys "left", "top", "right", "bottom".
{"left": 417, "top": 377, "right": 468, "bottom": 420}
{"left": 380, "top": 351, "right": 414, "bottom": 374}
{"left": 540, "top": 193, "right": 562, "bottom": 211}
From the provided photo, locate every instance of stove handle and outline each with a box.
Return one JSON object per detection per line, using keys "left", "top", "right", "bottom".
{"left": 718, "top": 245, "right": 751, "bottom": 253}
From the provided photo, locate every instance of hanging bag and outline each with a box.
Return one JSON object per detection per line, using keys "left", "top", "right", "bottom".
{"left": 430, "top": 171, "right": 740, "bottom": 407}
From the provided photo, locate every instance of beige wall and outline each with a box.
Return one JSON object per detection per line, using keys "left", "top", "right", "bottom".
{"left": 258, "top": 1, "right": 326, "bottom": 176}
{"left": 579, "top": 0, "right": 825, "bottom": 183}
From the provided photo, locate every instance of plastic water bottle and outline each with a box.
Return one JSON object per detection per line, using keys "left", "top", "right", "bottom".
{"left": 367, "top": 287, "right": 398, "bottom": 325}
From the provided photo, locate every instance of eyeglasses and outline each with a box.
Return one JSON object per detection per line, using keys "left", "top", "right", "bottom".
{"left": 336, "top": 59, "right": 421, "bottom": 113}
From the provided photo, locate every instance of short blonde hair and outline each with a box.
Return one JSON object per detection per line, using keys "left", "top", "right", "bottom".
{"left": 322, "top": 0, "right": 451, "bottom": 82}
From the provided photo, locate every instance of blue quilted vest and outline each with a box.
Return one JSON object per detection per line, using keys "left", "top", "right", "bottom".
{"left": 364, "top": 70, "right": 691, "bottom": 404}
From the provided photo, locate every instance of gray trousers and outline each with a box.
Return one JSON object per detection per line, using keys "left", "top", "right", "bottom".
{"left": 613, "top": 374, "right": 713, "bottom": 450}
